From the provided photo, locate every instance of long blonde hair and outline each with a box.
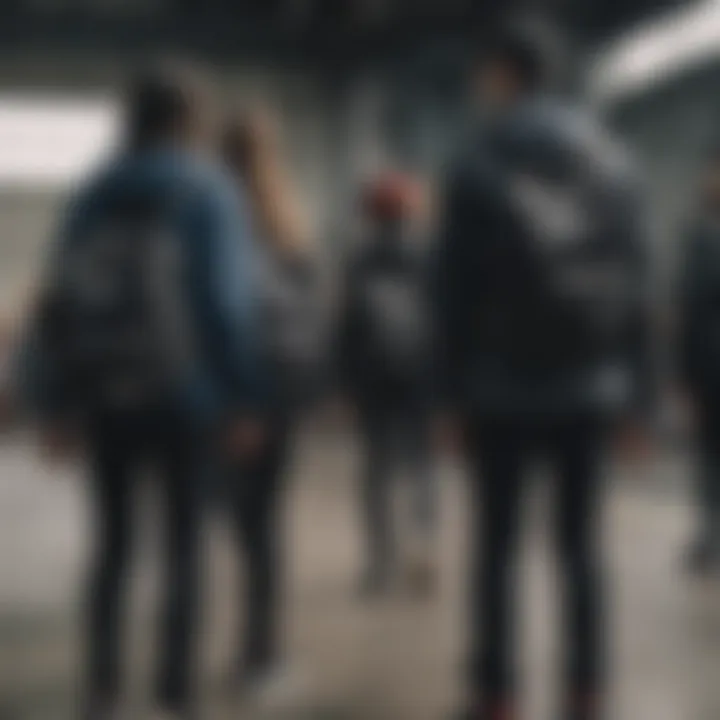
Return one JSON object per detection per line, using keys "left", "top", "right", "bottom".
{"left": 222, "top": 110, "right": 309, "bottom": 255}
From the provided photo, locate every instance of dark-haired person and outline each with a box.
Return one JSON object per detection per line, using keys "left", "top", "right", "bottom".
{"left": 221, "top": 111, "right": 326, "bottom": 706}
{"left": 34, "top": 62, "right": 266, "bottom": 720}
{"left": 338, "top": 172, "right": 438, "bottom": 597}
{"left": 678, "top": 149, "right": 720, "bottom": 577}
{"left": 435, "top": 24, "right": 654, "bottom": 720}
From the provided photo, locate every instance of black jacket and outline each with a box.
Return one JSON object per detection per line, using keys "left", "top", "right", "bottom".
{"left": 678, "top": 213, "right": 720, "bottom": 395}
{"left": 434, "top": 98, "right": 654, "bottom": 418}
{"left": 337, "top": 228, "right": 434, "bottom": 403}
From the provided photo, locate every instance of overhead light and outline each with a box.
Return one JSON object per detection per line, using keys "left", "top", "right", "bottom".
{"left": 0, "top": 95, "right": 118, "bottom": 190}
{"left": 589, "top": 0, "right": 720, "bottom": 103}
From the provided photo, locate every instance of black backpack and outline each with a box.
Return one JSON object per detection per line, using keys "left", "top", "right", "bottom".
{"left": 472, "top": 125, "right": 642, "bottom": 377}
{"left": 41, "top": 196, "right": 193, "bottom": 413}
{"left": 357, "top": 259, "right": 431, "bottom": 381}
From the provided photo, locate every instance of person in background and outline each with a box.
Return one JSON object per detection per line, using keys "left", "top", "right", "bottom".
{"left": 0, "top": 317, "right": 20, "bottom": 431}
{"left": 434, "top": 22, "right": 654, "bottom": 720}
{"left": 33, "top": 62, "right": 265, "bottom": 720}
{"left": 678, "top": 146, "right": 720, "bottom": 576}
{"left": 222, "top": 110, "right": 326, "bottom": 704}
{"left": 337, "top": 171, "right": 438, "bottom": 597}
{"left": 0, "top": 286, "right": 40, "bottom": 433}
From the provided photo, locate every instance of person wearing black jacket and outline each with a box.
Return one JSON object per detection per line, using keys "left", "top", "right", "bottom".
{"left": 678, "top": 151, "right": 720, "bottom": 576}
{"left": 434, "top": 25, "right": 654, "bottom": 720}
{"left": 338, "top": 173, "right": 438, "bottom": 596}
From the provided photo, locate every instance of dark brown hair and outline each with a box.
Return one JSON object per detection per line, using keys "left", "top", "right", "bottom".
{"left": 125, "top": 60, "right": 212, "bottom": 150}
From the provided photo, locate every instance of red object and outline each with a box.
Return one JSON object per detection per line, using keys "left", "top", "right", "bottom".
{"left": 362, "top": 172, "right": 424, "bottom": 220}
{"left": 567, "top": 692, "right": 600, "bottom": 720}
{"left": 488, "top": 704, "right": 516, "bottom": 720}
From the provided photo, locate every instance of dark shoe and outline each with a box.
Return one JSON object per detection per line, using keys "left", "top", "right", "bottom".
{"left": 454, "top": 701, "right": 516, "bottom": 720}
{"left": 150, "top": 707, "right": 199, "bottom": 720}
{"left": 563, "top": 692, "right": 601, "bottom": 720}
{"left": 83, "top": 697, "right": 124, "bottom": 720}
{"left": 683, "top": 538, "right": 720, "bottom": 578}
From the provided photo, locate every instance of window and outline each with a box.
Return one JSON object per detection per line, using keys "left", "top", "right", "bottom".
{"left": 0, "top": 95, "right": 118, "bottom": 189}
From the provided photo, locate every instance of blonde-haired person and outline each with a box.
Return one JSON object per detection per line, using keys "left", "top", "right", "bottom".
{"left": 224, "top": 109, "right": 310, "bottom": 254}
{"left": 221, "top": 110, "right": 326, "bottom": 706}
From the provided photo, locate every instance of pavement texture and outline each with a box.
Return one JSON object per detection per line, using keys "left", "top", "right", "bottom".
{"left": 0, "top": 430, "right": 718, "bottom": 720}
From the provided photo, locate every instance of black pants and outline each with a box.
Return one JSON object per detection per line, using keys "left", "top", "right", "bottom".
{"left": 86, "top": 407, "right": 206, "bottom": 712}
{"left": 358, "top": 398, "right": 436, "bottom": 575}
{"left": 229, "top": 414, "right": 292, "bottom": 673}
{"left": 694, "top": 396, "right": 720, "bottom": 551}
{"left": 467, "top": 413, "right": 606, "bottom": 701}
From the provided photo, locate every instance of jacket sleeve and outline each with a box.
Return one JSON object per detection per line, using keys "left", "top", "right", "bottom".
{"left": 432, "top": 166, "right": 486, "bottom": 408}
{"left": 677, "top": 222, "right": 712, "bottom": 391}
{"left": 21, "top": 189, "right": 91, "bottom": 421}
{"left": 334, "top": 253, "right": 365, "bottom": 394}
{"left": 188, "top": 172, "right": 267, "bottom": 417}
{"left": 617, "top": 183, "right": 657, "bottom": 421}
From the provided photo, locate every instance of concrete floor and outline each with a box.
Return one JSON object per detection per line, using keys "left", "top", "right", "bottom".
{"left": 0, "top": 430, "right": 719, "bottom": 720}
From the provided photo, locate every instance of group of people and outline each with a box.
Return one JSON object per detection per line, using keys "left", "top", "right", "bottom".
{"left": 11, "top": 18, "right": 720, "bottom": 720}
{"left": 21, "top": 57, "right": 441, "bottom": 720}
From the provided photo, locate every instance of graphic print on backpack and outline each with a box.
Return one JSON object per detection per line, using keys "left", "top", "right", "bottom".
{"left": 361, "top": 274, "right": 427, "bottom": 373}
{"left": 48, "top": 203, "right": 192, "bottom": 411}
{"left": 509, "top": 173, "right": 589, "bottom": 249}
{"left": 498, "top": 169, "right": 639, "bottom": 371}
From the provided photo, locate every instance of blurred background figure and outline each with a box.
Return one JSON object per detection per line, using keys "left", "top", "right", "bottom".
{"left": 0, "top": 316, "right": 20, "bottom": 431}
{"left": 677, "top": 145, "right": 720, "bottom": 578}
{"left": 32, "top": 62, "right": 265, "bottom": 720}
{"left": 435, "top": 21, "right": 653, "bottom": 720}
{"left": 337, "top": 171, "right": 438, "bottom": 598}
{"left": 221, "top": 110, "right": 325, "bottom": 708}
